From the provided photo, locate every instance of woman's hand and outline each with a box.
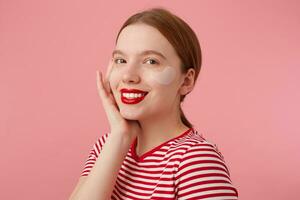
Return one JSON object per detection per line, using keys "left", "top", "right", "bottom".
{"left": 96, "top": 60, "right": 141, "bottom": 142}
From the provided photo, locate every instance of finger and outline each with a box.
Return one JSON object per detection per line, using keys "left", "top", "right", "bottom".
{"left": 105, "top": 58, "right": 113, "bottom": 81}
{"left": 96, "top": 70, "right": 122, "bottom": 123}
{"left": 104, "top": 60, "right": 113, "bottom": 94}
{"left": 96, "top": 70, "right": 108, "bottom": 100}
{"left": 97, "top": 70, "right": 117, "bottom": 106}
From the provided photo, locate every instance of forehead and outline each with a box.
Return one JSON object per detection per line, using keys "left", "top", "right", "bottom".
{"left": 115, "top": 24, "right": 179, "bottom": 61}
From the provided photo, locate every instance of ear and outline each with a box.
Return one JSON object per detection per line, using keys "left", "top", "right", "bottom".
{"left": 179, "top": 68, "right": 196, "bottom": 95}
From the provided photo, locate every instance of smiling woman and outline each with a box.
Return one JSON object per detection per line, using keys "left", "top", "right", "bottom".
{"left": 69, "top": 7, "right": 238, "bottom": 200}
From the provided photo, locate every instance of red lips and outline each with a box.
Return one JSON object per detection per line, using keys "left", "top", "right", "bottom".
{"left": 120, "top": 88, "right": 148, "bottom": 93}
{"left": 120, "top": 88, "right": 148, "bottom": 104}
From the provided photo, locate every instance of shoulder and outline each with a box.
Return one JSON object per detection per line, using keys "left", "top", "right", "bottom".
{"left": 175, "top": 129, "right": 231, "bottom": 178}
{"left": 174, "top": 130, "right": 238, "bottom": 198}
{"left": 175, "top": 129, "right": 226, "bottom": 160}
{"left": 173, "top": 129, "right": 224, "bottom": 159}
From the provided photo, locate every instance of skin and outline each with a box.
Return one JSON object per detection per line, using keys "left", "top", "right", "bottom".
{"left": 107, "top": 23, "right": 196, "bottom": 156}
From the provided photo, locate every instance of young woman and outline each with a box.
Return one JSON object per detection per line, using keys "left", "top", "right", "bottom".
{"left": 69, "top": 7, "right": 238, "bottom": 200}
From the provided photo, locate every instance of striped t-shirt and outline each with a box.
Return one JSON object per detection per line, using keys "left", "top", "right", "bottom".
{"left": 81, "top": 127, "right": 239, "bottom": 199}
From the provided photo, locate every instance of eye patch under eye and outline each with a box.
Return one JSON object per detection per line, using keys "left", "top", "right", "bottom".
{"left": 148, "top": 66, "right": 176, "bottom": 85}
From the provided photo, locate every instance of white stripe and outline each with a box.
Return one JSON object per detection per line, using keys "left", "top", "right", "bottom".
{"left": 180, "top": 182, "right": 236, "bottom": 194}
{"left": 117, "top": 175, "right": 154, "bottom": 189}
{"left": 125, "top": 156, "right": 181, "bottom": 167}
{"left": 148, "top": 148, "right": 186, "bottom": 159}
{"left": 118, "top": 169, "right": 174, "bottom": 184}
{"left": 176, "top": 176, "right": 233, "bottom": 188}
{"left": 185, "top": 150, "right": 225, "bottom": 159}
{"left": 178, "top": 159, "right": 228, "bottom": 175}
{"left": 119, "top": 167, "right": 175, "bottom": 178}
{"left": 116, "top": 177, "right": 153, "bottom": 195}
{"left": 179, "top": 189, "right": 237, "bottom": 199}
{"left": 180, "top": 156, "right": 225, "bottom": 170}
{"left": 177, "top": 169, "right": 231, "bottom": 184}
{"left": 121, "top": 160, "right": 176, "bottom": 173}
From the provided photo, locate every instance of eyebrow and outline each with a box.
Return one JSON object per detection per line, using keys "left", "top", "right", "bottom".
{"left": 112, "top": 49, "right": 167, "bottom": 60}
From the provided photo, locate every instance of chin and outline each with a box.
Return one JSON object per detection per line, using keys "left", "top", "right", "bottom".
{"left": 120, "top": 108, "right": 141, "bottom": 120}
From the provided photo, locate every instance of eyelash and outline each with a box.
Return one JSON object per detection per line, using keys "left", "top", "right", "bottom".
{"left": 113, "top": 58, "right": 159, "bottom": 65}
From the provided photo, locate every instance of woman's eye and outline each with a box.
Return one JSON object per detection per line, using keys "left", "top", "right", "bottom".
{"left": 145, "top": 59, "right": 159, "bottom": 65}
{"left": 113, "top": 58, "right": 159, "bottom": 65}
{"left": 114, "top": 58, "right": 126, "bottom": 64}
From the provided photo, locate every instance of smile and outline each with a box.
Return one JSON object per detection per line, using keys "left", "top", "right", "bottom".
{"left": 120, "top": 88, "right": 148, "bottom": 104}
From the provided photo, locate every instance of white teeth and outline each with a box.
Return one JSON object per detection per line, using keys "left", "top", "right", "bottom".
{"left": 122, "top": 93, "right": 145, "bottom": 99}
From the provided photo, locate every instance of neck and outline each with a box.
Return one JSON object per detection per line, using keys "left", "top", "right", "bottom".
{"left": 135, "top": 106, "right": 190, "bottom": 157}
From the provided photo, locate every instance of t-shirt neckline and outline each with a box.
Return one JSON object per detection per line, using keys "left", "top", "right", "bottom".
{"left": 130, "top": 127, "right": 194, "bottom": 162}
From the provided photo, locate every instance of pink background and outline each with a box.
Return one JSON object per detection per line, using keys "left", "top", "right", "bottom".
{"left": 1, "top": 0, "right": 299, "bottom": 199}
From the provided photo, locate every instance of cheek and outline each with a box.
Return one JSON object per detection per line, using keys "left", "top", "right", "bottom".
{"left": 148, "top": 66, "right": 177, "bottom": 85}
{"left": 109, "top": 68, "right": 123, "bottom": 89}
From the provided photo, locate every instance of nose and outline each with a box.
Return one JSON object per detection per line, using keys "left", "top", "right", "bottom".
{"left": 122, "top": 65, "right": 141, "bottom": 84}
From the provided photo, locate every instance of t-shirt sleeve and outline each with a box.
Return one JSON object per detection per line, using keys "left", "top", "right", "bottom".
{"left": 175, "top": 141, "right": 239, "bottom": 199}
{"left": 80, "top": 133, "right": 110, "bottom": 177}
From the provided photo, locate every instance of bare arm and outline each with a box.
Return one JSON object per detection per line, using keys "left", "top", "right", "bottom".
{"left": 69, "top": 66, "right": 141, "bottom": 199}
{"left": 69, "top": 132, "right": 132, "bottom": 200}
